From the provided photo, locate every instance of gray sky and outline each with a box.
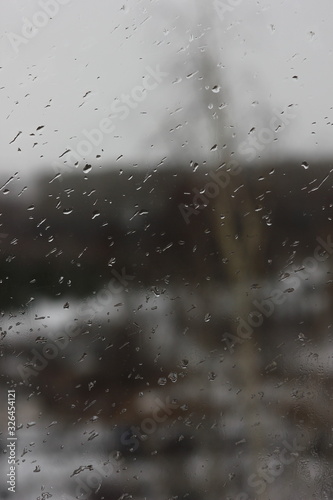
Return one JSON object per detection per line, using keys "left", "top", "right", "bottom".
{"left": 1, "top": 0, "right": 333, "bottom": 180}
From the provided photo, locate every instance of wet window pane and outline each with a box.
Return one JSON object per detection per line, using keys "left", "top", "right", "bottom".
{"left": 1, "top": 1, "right": 333, "bottom": 499}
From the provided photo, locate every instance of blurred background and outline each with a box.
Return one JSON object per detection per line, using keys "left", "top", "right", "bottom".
{"left": 1, "top": 0, "right": 333, "bottom": 499}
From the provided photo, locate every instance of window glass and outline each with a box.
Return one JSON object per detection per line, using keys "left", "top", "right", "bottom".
{"left": 1, "top": 1, "right": 333, "bottom": 499}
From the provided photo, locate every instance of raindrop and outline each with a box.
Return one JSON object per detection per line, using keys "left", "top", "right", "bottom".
{"left": 180, "top": 359, "right": 189, "bottom": 368}
{"left": 152, "top": 286, "right": 162, "bottom": 297}
{"left": 45, "top": 421, "right": 58, "bottom": 429}
{"left": 212, "top": 85, "right": 220, "bottom": 93}
{"left": 35, "top": 336, "right": 47, "bottom": 343}
{"left": 88, "top": 380, "right": 96, "bottom": 391}
{"left": 204, "top": 313, "right": 211, "bottom": 322}
{"left": 186, "top": 71, "right": 198, "bottom": 79}
{"left": 70, "top": 465, "right": 93, "bottom": 477}
{"left": 92, "top": 210, "right": 100, "bottom": 219}
{"left": 157, "top": 377, "right": 167, "bottom": 386}
{"left": 208, "top": 372, "right": 217, "bottom": 381}
{"left": 301, "top": 161, "right": 309, "bottom": 169}
{"left": 83, "top": 164, "right": 92, "bottom": 173}
{"left": 168, "top": 372, "right": 178, "bottom": 383}
{"left": 63, "top": 208, "right": 73, "bottom": 215}
{"left": 87, "top": 432, "right": 99, "bottom": 442}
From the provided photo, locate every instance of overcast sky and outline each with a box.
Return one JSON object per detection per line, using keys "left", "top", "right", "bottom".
{"left": 1, "top": 0, "right": 333, "bottom": 181}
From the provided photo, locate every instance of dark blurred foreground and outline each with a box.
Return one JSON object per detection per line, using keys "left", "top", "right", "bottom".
{"left": 1, "top": 158, "right": 333, "bottom": 499}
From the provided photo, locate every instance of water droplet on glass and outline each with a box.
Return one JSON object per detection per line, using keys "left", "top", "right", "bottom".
{"left": 157, "top": 377, "right": 167, "bottom": 386}
{"left": 180, "top": 359, "right": 189, "bottom": 368}
{"left": 83, "top": 164, "right": 92, "bottom": 173}
{"left": 212, "top": 85, "right": 220, "bottom": 93}
{"left": 152, "top": 286, "right": 161, "bottom": 297}
{"left": 204, "top": 313, "right": 211, "bottom": 322}
{"left": 168, "top": 372, "right": 178, "bottom": 383}
{"left": 92, "top": 210, "right": 100, "bottom": 219}
{"left": 63, "top": 208, "right": 73, "bottom": 215}
{"left": 301, "top": 161, "right": 309, "bottom": 169}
